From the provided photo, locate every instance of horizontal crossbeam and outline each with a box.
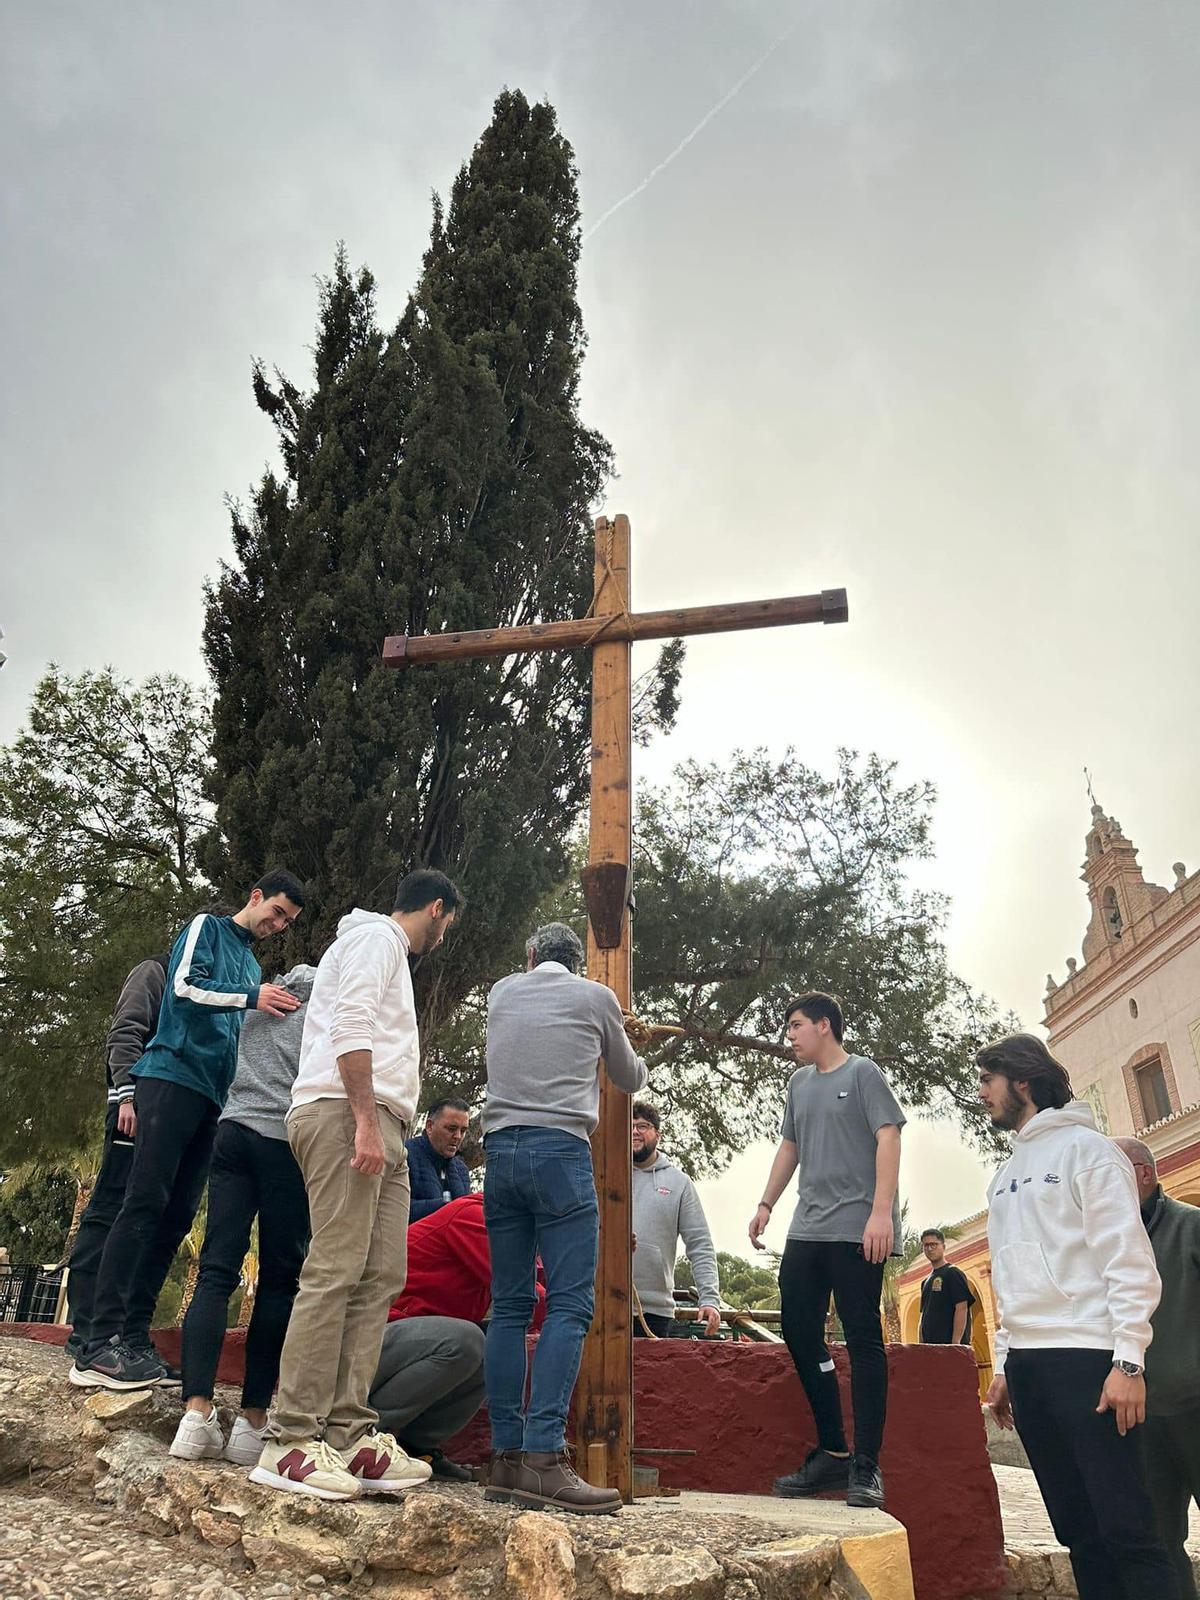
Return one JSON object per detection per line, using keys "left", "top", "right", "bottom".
{"left": 382, "top": 588, "right": 848, "bottom": 667}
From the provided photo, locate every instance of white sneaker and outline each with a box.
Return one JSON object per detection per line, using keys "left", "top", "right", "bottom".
{"left": 169, "top": 1406, "right": 224, "bottom": 1460}
{"left": 249, "top": 1438, "right": 361, "bottom": 1501}
{"left": 340, "top": 1429, "right": 433, "bottom": 1493}
{"left": 224, "top": 1414, "right": 269, "bottom": 1466}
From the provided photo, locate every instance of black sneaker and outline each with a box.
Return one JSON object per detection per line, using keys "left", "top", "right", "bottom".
{"left": 68, "top": 1336, "right": 165, "bottom": 1392}
{"left": 847, "top": 1454, "right": 885, "bottom": 1509}
{"left": 420, "top": 1447, "right": 474, "bottom": 1483}
{"left": 773, "top": 1448, "right": 852, "bottom": 1498}
{"left": 127, "top": 1343, "right": 182, "bottom": 1386}
{"left": 65, "top": 1333, "right": 84, "bottom": 1362}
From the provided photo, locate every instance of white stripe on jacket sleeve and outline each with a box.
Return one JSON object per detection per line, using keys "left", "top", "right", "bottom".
{"left": 173, "top": 915, "right": 251, "bottom": 1009}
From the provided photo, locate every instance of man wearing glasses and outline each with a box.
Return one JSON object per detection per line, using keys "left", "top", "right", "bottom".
{"left": 71, "top": 871, "right": 307, "bottom": 1392}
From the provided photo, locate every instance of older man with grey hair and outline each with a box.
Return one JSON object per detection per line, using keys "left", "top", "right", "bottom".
{"left": 481, "top": 921, "right": 647, "bottom": 1516}
{"left": 1115, "top": 1137, "right": 1200, "bottom": 1599}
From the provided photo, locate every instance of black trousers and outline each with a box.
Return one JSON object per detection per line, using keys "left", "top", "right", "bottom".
{"left": 779, "top": 1238, "right": 887, "bottom": 1462}
{"left": 180, "top": 1119, "right": 310, "bottom": 1409}
{"left": 88, "top": 1077, "right": 218, "bottom": 1350}
{"left": 1143, "top": 1408, "right": 1200, "bottom": 1600}
{"left": 1006, "top": 1349, "right": 1177, "bottom": 1600}
{"left": 635, "top": 1313, "right": 675, "bottom": 1338}
{"left": 67, "top": 1104, "right": 136, "bottom": 1345}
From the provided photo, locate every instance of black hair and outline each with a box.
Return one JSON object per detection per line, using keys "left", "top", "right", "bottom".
{"left": 427, "top": 1097, "right": 470, "bottom": 1121}
{"left": 394, "top": 868, "right": 464, "bottom": 916}
{"left": 975, "top": 1033, "right": 1073, "bottom": 1111}
{"left": 253, "top": 869, "right": 307, "bottom": 908}
{"left": 631, "top": 1101, "right": 660, "bottom": 1131}
{"left": 784, "top": 991, "right": 845, "bottom": 1044}
{"left": 921, "top": 1228, "right": 945, "bottom": 1243}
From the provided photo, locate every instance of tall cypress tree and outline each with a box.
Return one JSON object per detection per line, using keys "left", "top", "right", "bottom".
{"left": 204, "top": 90, "right": 646, "bottom": 1042}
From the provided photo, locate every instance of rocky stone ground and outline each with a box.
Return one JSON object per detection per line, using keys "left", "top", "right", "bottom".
{"left": 0, "top": 1337, "right": 875, "bottom": 1600}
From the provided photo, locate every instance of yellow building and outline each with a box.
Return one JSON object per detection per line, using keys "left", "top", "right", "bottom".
{"left": 897, "top": 800, "right": 1200, "bottom": 1397}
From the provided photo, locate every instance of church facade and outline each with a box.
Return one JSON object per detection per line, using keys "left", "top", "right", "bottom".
{"left": 895, "top": 801, "right": 1200, "bottom": 1397}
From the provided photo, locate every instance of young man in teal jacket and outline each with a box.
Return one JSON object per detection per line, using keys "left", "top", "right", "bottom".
{"left": 71, "top": 871, "right": 306, "bottom": 1391}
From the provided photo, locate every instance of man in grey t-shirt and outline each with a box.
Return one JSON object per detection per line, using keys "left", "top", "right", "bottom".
{"left": 749, "top": 992, "right": 904, "bottom": 1511}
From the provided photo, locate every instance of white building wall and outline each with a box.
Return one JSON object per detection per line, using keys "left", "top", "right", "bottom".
{"left": 1048, "top": 904, "right": 1200, "bottom": 1135}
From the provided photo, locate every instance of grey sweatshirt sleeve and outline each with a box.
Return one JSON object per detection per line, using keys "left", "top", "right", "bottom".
{"left": 107, "top": 960, "right": 167, "bottom": 1099}
{"left": 677, "top": 1176, "right": 720, "bottom": 1308}
{"left": 596, "top": 988, "right": 648, "bottom": 1094}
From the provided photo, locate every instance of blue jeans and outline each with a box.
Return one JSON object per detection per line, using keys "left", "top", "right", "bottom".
{"left": 483, "top": 1126, "right": 598, "bottom": 1454}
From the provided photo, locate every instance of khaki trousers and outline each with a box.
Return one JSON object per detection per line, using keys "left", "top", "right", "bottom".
{"left": 271, "top": 1099, "right": 410, "bottom": 1449}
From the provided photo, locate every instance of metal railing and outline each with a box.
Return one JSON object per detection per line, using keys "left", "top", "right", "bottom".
{"left": 0, "top": 1265, "right": 65, "bottom": 1325}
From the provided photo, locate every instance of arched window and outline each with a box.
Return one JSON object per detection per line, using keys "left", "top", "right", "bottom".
{"left": 1103, "top": 886, "right": 1123, "bottom": 940}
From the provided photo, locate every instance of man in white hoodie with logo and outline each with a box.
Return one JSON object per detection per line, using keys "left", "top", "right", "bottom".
{"left": 979, "top": 1033, "right": 1173, "bottom": 1599}
{"left": 251, "top": 869, "right": 463, "bottom": 1502}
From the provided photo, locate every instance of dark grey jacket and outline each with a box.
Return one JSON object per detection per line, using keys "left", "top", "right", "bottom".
{"left": 1143, "top": 1188, "right": 1200, "bottom": 1415}
{"left": 106, "top": 957, "right": 168, "bottom": 1105}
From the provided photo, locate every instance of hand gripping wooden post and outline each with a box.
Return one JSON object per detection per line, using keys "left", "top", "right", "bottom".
{"left": 383, "top": 513, "right": 848, "bottom": 1500}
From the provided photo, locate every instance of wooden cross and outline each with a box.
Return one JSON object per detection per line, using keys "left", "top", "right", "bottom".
{"left": 383, "top": 513, "right": 847, "bottom": 1500}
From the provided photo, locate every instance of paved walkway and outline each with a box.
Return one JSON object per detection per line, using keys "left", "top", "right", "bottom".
{"left": 994, "top": 1462, "right": 1200, "bottom": 1552}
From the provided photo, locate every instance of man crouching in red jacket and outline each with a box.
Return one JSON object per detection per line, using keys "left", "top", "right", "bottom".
{"left": 368, "top": 1193, "right": 546, "bottom": 1478}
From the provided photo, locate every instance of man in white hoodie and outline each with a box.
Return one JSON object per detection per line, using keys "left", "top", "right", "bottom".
{"left": 251, "top": 869, "right": 463, "bottom": 1502}
{"left": 979, "top": 1033, "right": 1173, "bottom": 1599}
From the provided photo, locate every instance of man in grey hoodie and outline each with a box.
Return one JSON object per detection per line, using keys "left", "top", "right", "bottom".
{"left": 168, "top": 964, "right": 316, "bottom": 1466}
{"left": 631, "top": 1102, "right": 720, "bottom": 1338}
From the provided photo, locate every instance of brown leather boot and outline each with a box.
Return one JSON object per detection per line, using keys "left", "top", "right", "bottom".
{"left": 512, "top": 1450, "right": 622, "bottom": 1515}
{"left": 484, "top": 1449, "right": 523, "bottom": 1503}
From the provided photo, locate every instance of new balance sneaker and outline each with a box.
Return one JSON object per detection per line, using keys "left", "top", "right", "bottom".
{"left": 68, "top": 1336, "right": 165, "bottom": 1392}
{"left": 511, "top": 1451, "right": 622, "bottom": 1516}
{"left": 773, "top": 1448, "right": 852, "bottom": 1498}
{"left": 847, "top": 1454, "right": 885, "bottom": 1510}
{"left": 224, "top": 1415, "right": 270, "bottom": 1466}
{"left": 340, "top": 1430, "right": 433, "bottom": 1494}
{"left": 249, "top": 1438, "right": 361, "bottom": 1501}
{"left": 484, "top": 1448, "right": 522, "bottom": 1503}
{"left": 169, "top": 1406, "right": 224, "bottom": 1460}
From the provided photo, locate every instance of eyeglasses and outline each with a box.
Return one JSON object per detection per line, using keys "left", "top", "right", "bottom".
{"left": 632, "top": 1121, "right": 656, "bottom": 1133}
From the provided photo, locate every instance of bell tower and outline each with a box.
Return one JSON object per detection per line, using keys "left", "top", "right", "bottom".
{"left": 1079, "top": 797, "right": 1169, "bottom": 963}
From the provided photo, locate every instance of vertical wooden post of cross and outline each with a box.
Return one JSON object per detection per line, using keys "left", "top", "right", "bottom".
{"left": 575, "top": 513, "right": 635, "bottom": 1499}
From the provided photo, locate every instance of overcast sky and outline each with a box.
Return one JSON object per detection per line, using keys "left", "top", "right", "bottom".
{"left": 4, "top": 2, "right": 1198, "bottom": 1251}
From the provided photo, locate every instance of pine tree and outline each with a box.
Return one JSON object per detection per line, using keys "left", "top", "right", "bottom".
{"left": 0, "top": 668, "right": 210, "bottom": 1166}
{"left": 203, "top": 91, "right": 663, "bottom": 1040}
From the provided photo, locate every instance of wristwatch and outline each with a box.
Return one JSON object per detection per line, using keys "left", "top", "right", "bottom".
{"left": 1113, "top": 1360, "right": 1143, "bottom": 1377}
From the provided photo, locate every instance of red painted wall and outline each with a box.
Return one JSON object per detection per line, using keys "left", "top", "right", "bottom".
{"left": 6, "top": 1326, "right": 1004, "bottom": 1600}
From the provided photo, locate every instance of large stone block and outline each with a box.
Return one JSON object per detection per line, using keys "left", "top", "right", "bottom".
{"left": 595, "top": 1544, "right": 724, "bottom": 1600}
{"left": 505, "top": 1512, "right": 576, "bottom": 1600}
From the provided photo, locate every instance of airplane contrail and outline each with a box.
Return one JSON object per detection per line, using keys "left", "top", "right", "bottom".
{"left": 583, "top": 25, "right": 796, "bottom": 242}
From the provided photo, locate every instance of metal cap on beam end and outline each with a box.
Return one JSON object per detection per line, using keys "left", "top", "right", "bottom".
{"left": 820, "top": 588, "right": 849, "bottom": 624}
{"left": 581, "top": 861, "right": 631, "bottom": 950}
{"left": 381, "top": 634, "right": 410, "bottom": 667}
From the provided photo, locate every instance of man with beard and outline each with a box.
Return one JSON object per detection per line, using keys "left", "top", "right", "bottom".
{"left": 979, "top": 1033, "right": 1173, "bottom": 1600}
{"left": 630, "top": 1102, "right": 720, "bottom": 1338}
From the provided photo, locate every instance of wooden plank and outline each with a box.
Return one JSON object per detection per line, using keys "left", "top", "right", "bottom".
{"left": 381, "top": 588, "right": 847, "bottom": 667}
{"left": 574, "top": 513, "right": 634, "bottom": 1502}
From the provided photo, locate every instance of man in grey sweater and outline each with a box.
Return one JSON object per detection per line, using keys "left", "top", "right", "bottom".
{"left": 168, "top": 964, "right": 315, "bottom": 1465}
{"left": 631, "top": 1102, "right": 720, "bottom": 1338}
{"left": 482, "top": 922, "right": 646, "bottom": 1517}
